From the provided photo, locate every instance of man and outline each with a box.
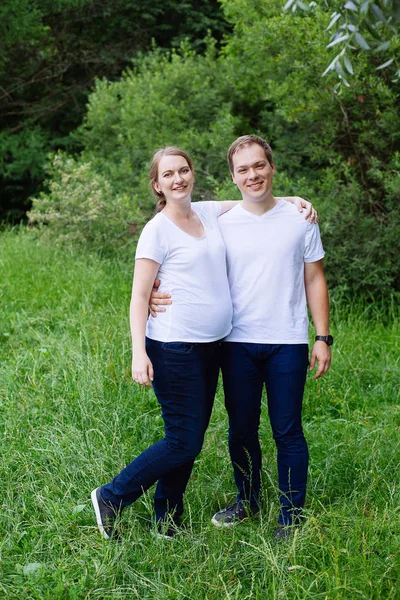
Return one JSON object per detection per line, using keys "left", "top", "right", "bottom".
{"left": 152, "top": 135, "right": 332, "bottom": 538}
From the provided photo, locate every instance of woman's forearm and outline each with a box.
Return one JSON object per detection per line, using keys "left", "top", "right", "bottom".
{"left": 130, "top": 296, "right": 150, "bottom": 358}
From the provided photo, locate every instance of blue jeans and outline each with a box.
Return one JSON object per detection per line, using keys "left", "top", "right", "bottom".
{"left": 101, "top": 337, "right": 221, "bottom": 522}
{"left": 221, "top": 342, "right": 309, "bottom": 526}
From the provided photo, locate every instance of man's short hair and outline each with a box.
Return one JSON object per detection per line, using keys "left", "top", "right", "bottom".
{"left": 227, "top": 135, "right": 274, "bottom": 173}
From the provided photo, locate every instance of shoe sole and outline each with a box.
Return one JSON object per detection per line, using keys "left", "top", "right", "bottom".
{"left": 91, "top": 488, "right": 110, "bottom": 540}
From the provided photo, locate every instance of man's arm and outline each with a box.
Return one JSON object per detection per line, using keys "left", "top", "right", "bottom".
{"left": 304, "top": 259, "right": 332, "bottom": 379}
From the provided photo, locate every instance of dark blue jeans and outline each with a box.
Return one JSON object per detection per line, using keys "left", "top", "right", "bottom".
{"left": 221, "top": 342, "right": 309, "bottom": 526}
{"left": 101, "top": 337, "right": 221, "bottom": 522}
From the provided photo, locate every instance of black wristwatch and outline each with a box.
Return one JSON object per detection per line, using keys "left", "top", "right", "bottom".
{"left": 315, "top": 335, "right": 334, "bottom": 346}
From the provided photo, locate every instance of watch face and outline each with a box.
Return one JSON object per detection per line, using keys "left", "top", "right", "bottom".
{"left": 327, "top": 335, "right": 334, "bottom": 346}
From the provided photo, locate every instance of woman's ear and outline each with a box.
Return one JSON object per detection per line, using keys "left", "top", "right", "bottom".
{"left": 153, "top": 181, "right": 162, "bottom": 195}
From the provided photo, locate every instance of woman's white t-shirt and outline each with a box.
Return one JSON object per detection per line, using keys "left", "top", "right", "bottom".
{"left": 135, "top": 201, "right": 233, "bottom": 343}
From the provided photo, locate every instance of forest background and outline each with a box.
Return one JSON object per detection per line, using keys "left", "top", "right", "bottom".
{"left": 1, "top": 1, "right": 399, "bottom": 599}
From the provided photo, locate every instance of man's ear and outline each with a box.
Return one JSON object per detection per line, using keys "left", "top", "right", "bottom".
{"left": 231, "top": 172, "right": 237, "bottom": 185}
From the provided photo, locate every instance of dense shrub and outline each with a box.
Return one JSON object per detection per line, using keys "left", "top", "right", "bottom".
{"left": 29, "top": 2, "right": 400, "bottom": 298}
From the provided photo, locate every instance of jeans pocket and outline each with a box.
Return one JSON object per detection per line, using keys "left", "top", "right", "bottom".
{"left": 162, "top": 342, "right": 195, "bottom": 355}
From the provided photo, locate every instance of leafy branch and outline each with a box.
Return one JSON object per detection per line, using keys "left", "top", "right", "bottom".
{"left": 284, "top": 0, "right": 399, "bottom": 84}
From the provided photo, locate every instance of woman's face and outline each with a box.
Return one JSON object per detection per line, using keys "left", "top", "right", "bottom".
{"left": 153, "top": 155, "right": 194, "bottom": 204}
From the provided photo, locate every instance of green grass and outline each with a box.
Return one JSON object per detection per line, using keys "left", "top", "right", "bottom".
{"left": 0, "top": 229, "right": 399, "bottom": 599}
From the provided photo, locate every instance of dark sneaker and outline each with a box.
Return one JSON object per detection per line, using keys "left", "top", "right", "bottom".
{"left": 91, "top": 488, "right": 119, "bottom": 540}
{"left": 211, "top": 502, "right": 259, "bottom": 528}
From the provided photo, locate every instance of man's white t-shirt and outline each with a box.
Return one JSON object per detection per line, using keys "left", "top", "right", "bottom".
{"left": 218, "top": 200, "right": 325, "bottom": 344}
{"left": 135, "top": 201, "right": 233, "bottom": 343}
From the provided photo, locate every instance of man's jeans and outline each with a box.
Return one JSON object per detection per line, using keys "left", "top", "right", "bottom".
{"left": 221, "top": 342, "right": 309, "bottom": 526}
{"left": 101, "top": 337, "right": 221, "bottom": 522}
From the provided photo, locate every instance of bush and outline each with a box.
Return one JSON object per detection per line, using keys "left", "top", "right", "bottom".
{"left": 28, "top": 153, "right": 144, "bottom": 254}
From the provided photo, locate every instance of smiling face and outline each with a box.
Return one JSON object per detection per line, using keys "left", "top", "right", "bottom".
{"left": 231, "top": 143, "right": 276, "bottom": 203}
{"left": 153, "top": 154, "right": 194, "bottom": 205}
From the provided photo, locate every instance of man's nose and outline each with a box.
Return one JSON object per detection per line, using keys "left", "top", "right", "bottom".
{"left": 248, "top": 168, "right": 257, "bottom": 179}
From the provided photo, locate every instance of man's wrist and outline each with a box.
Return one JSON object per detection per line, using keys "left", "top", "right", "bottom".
{"left": 315, "top": 334, "right": 334, "bottom": 346}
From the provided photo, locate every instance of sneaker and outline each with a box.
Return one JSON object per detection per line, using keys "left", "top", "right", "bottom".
{"left": 211, "top": 501, "right": 259, "bottom": 528}
{"left": 91, "top": 488, "right": 119, "bottom": 540}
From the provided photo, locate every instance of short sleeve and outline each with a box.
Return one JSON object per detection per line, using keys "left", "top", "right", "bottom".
{"left": 192, "top": 201, "right": 222, "bottom": 221}
{"left": 135, "top": 219, "right": 168, "bottom": 265}
{"left": 304, "top": 222, "right": 325, "bottom": 263}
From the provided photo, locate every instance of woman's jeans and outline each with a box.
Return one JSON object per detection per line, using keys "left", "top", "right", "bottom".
{"left": 221, "top": 342, "right": 309, "bottom": 526}
{"left": 101, "top": 337, "right": 221, "bottom": 522}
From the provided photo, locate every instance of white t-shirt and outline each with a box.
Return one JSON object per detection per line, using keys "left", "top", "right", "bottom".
{"left": 218, "top": 200, "right": 325, "bottom": 344}
{"left": 135, "top": 201, "right": 233, "bottom": 343}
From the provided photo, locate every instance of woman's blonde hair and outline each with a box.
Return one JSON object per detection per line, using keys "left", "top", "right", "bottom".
{"left": 149, "top": 146, "right": 194, "bottom": 213}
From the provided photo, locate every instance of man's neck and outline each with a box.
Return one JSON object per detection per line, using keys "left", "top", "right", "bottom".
{"left": 241, "top": 193, "right": 278, "bottom": 216}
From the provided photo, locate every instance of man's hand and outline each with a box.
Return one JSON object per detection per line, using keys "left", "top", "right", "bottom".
{"left": 132, "top": 354, "right": 154, "bottom": 387}
{"left": 149, "top": 278, "right": 171, "bottom": 318}
{"left": 309, "top": 341, "right": 331, "bottom": 379}
{"left": 292, "top": 197, "right": 318, "bottom": 224}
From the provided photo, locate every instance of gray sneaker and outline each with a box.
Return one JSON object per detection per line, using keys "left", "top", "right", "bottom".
{"left": 211, "top": 501, "right": 259, "bottom": 528}
{"left": 91, "top": 488, "right": 119, "bottom": 540}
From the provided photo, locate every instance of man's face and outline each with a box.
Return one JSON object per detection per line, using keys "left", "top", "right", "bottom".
{"left": 231, "top": 143, "right": 275, "bottom": 201}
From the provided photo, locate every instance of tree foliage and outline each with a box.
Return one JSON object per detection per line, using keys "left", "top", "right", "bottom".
{"left": 28, "top": 0, "right": 400, "bottom": 298}
{"left": 0, "top": 0, "right": 230, "bottom": 221}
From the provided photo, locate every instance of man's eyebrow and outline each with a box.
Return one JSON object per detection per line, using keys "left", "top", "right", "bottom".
{"left": 236, "top": 160, "right": 266, "bottom": 169}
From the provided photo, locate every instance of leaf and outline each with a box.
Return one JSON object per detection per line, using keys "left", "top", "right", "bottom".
{"left": 376, "top": 58, "right": 394, "bottom": 69}
{"left": 374, "top": 41, "right": 391, "bottom": 52}
{"left": 322, "top": 55, "right": 340, "bottom": 76}
{"left": 296, "top": 0, "right": 309, "bottom": 10}
{"left": 344, "top": 1, "right": 358, "bottom": 11}
{"left": 283, "top": 0, "right": 297, "bottom": 10}
{"left": 327, "top": 34, "right": 350, "bottom": 47}
{"left": 355, "top": 32, "right": 371, "bottom": 49}
{"left": 327, "top": 13, "right": 341, "bottom": 30}
{"left": 72, "top": 504, "right": 86, "bottom": 515}
{"left": 23, "top": 563, "right": 43, "bottom": 576}
{"left": 371, "top": 3, "right": 386, "bottom": 22}
{"left": 360, "top": 0, "right": 372, "bottom": 14}
{"left": 344, "top": 55, "right": 354, "bottom": 74}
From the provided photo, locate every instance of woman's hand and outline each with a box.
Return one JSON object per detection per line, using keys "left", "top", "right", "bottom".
{"left": 293, "top": 197, "right": 318, "bottom": 224}
{"left": 132, "top": 354, "right": 154, "bottom": 387}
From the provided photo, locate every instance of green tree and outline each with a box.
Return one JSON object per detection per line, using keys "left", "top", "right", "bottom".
{"left": 0, "top": 0, "right": 229, "bottom": 221}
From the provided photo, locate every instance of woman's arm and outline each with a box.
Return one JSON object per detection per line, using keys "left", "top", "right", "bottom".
{"left": 219, "top": 198, "right": 318, "bottom": 222}
{"left": 130, "top": 258, "right": 161, "bottom": 386}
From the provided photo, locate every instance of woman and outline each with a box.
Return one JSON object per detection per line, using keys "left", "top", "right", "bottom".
{"left": 91, "top": 146, "right": 315, "bottom": 539}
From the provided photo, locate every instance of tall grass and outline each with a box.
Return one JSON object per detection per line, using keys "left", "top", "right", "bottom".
{"left": 1, "top": 230, "right": 399, "bottom": 599}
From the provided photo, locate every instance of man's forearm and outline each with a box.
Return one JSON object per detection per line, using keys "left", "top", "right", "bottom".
{"left": 304, "top": 262, "right": 330, "bottom": 334}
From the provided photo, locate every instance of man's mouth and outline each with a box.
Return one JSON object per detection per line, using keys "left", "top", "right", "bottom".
{"left": 248, "top": 181, "right": 263, "bottom": 190}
